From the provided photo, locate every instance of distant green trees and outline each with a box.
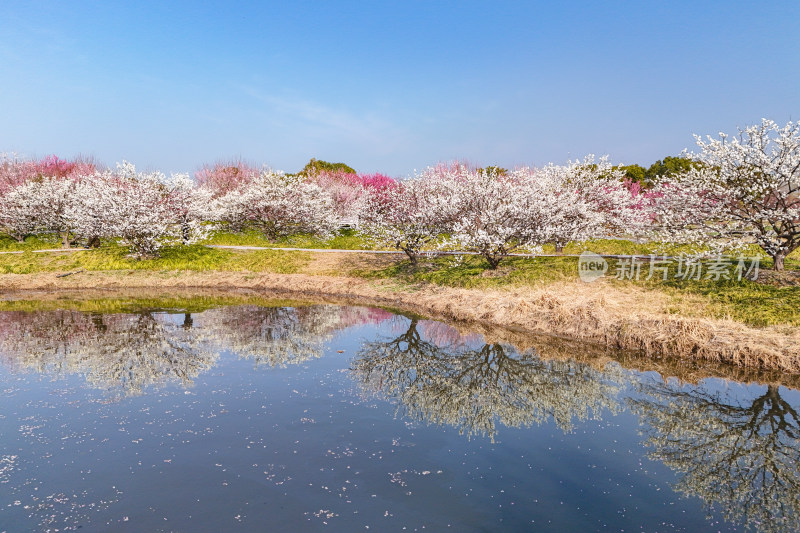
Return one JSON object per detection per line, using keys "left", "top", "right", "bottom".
{"left": 613, "top": 156, "right": 702, "bottom": 188}
{"left": 297, "top": 158, "right": 356, "bottom": 176}
{"left": 645, "top": 156, "right": 703, "bottom": 183}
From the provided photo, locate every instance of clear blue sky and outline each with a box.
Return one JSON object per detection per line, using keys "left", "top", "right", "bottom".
{"left": 1, "top": 1, "right": 798, "bottom": 176}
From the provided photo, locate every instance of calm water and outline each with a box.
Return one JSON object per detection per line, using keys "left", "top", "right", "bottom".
{"left": 0, "top": 303, "right": 797, "bottom": 532}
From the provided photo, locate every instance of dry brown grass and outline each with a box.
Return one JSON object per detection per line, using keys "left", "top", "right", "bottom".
{"left": 1, "top": 266, "right": 798, "bottom": 375}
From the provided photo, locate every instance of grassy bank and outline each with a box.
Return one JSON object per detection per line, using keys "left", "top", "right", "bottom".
{"left": 1, "top": 241, "right": 798, "bottom": 373}
{"left": 1, "top": 243, "right": 799, "bottom": 327}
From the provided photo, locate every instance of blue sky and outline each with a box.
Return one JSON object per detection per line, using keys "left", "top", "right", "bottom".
{"left": 1, "top": 1, "right": 798, "bottom": 176}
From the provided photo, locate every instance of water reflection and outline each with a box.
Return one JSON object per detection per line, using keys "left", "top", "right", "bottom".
{"left": 629, "top": 380, "right": 800, "bottom": 533}
{"left": 0, "top": 304, "right": 798, "bottom": 532}
{"left": 0, "top": 309, "right": 217, "bottom": 396}
{"left": 0, "top": 305, "right": 391, "bottom": 395}
{"left": 350, "top": 317, "right": 623, "bottom": 441}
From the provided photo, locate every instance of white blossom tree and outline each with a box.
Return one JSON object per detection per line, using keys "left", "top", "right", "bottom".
{"left": 0, "top": 177, "right": 81, "bottom": 247}
{"left": 441, "top": 165, "right": 598, "bottom": 268}
{"left": 358, "top": 172, "right": 454, "bottom": 264}
{"left": 218, "top": 170, "right": 339, "bottom": 241}
{"left": 164, "top": 173, "right": 215, "bottom": 245}
{"left": 653, "top": 119, "right": 800, "bottom": 270}
{"left": 538, "top": 156, "right": 649, "bottom": 252}
{"left": 105, "top": 162, "right": 184, "bottom": 257}
{"left": 0, "top": 184, "right": 43, "bottom": 242}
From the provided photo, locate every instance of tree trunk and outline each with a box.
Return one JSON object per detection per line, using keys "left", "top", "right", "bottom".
{"left": 403, "top": 248, "right": 418, "bottom": 266}
{"left": 182, "top": 221, "right": 191, "bottom": 245}
{"left": 61, "top": 231, "right": 71, "bottom": 249}
{"left": 555, "top": 243, "right": 564, "bottom": 253}
{"left": 485, "top": 254, "right": 502, "bottom": 270}
{"left": 772, "top": 251, "right": 786, "bottom": 271}
{"left": 86, "top": 235, "right": 101, "bottom": 248}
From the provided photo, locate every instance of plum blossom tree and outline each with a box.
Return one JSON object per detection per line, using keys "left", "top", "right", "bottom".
{"left": 164, "top": 173, "right": 215, "bottom": 244}
{"left": 306, "top": 170, "right": 398, "bottom": 222}
{"left": 0, "top": 154, "right": 101, "bottom": 245}
{"left": 306, "top": 169, "right": 365, "bottom": 220}
{"left": 218, "top": 170, "right": 339, "bottom": 241}
{"left": 0, "top": 184, "right": 43, "bottom": 242}
{"left": 441, "top": 164, "right": 610, "bottom": 269}
{"left": 0, "top": 153, "right": 97, "bottom": 194}
{"left": 358, "top": 170, "right": 452, "bottom": 265}
{"left": 536, "top": 156, "right": 648, "bottom": 253}
{"left": 0, "top": 153, "right": 34, "bottom": 195}
{"left": 104, "top": 162, "right": 187, "bottom": 257}
{"left": 67, "top": 170, "right": 122, "bottom": 247}
{"left": 652, "top": 119, "right": 800, "bottom": 270}
{"left": 195, "top": 159, "right": 260, "bottom": 198}
{"left": 0, "top": 176, "right": 81, "bottom": 247}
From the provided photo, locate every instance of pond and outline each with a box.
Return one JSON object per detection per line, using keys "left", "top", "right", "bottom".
{"left": 0, "top": 301, "right": 797, "bottom": 532}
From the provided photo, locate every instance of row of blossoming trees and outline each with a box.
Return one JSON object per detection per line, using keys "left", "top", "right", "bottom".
{"left": 1, "top": 119, "right": 798, "bottom": 270}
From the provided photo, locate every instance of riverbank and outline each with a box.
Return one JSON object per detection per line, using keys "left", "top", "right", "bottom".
{"left": 1, "top": 251, "right": 798, "bottom": 374}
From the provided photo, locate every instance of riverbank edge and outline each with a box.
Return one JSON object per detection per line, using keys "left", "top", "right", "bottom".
{"left": 0, "top": 268, "right": 797, "bottom": 374}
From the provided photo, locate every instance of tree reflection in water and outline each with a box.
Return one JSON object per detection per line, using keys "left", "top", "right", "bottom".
{"left": 0, "top": 305, "right": 392, "bottom": 397}
{"left": 0, "top": 309, "right": 217, "bottom": 397}
{"left": 629, "top": 380, "right": 800, "bottom": 533}
{"left": 351, "top": 316, "right": 623, "bottom": 441}
{"left": 191, "top": 305, "right": 387, "bottom": 368}
{"left": 0, "top": 305, "right": 799, "bottom": 531}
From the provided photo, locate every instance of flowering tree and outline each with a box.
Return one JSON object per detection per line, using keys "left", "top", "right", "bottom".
{"left": 194, "top": 159, "right": 259, "bottom": 198}
{"left": 0, "top": 177, "right": 81, "bottom": 247}
{"left": 537, "top": 156, "right": 648, "bottom": 253}
{"left": 0, "top": 155, "right": 99, "bottom": 245}
{"left": 0, "top": 153, "right": 97, "bottom": 194}
{"left": 438, "top": 165, "right": 579, "bottom": 268}
{"left": 100, "top": 162, "right": 185, "bottom": 257}
{"left": 0, "top": 153, "right": 34, "bottom": 195}
{"left": 306, "top": 170, "right": 398, "bottom": 223}
{"left": 0, "top": 187, "right": 41, "bottom": 242}
{"left": 306, "top": 169, "right": 366, "bottom": 220}
{"left": 358, "top": 171, "right": 453, "bottom": 265}
{"left": 164, "top": 173, "right": 215, "bottom": 244}
{"left": 653, "top": 119, "right": 800, "bottom": 270}
{"left": 440, "top": 166, "right": 537, "bottom": 268}
{"left": 218, "top": 170, "right": 339, "bottom": 241}
{"left": 67, "top": 171, "right": 122, "bottom": 247}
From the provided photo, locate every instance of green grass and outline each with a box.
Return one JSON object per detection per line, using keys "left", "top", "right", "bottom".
{"left": 353, "top": 254, "right": 800, "bottom": 327}
{"left": 0, "top": 294, "right": 316, "bottom": 314}
{"left": 0, "top": 244, "right": 310, "bottom": 274}
{"left": 2, "top": 231, "right": 798, "bottom": 327}
{"left": 204, "top": 227, "right": 379, "bottom": 250}
{"left": 0, "top": 234, "right": 63, "bottom": 251}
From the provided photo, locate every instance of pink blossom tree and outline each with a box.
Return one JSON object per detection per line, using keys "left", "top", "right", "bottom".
{"left": 195, "top": 160, "right": 259, "bottom": 198}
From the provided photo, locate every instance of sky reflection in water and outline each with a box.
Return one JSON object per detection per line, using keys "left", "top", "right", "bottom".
{"left": 0, "top": 304, "right": 797, "bottom": 532}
